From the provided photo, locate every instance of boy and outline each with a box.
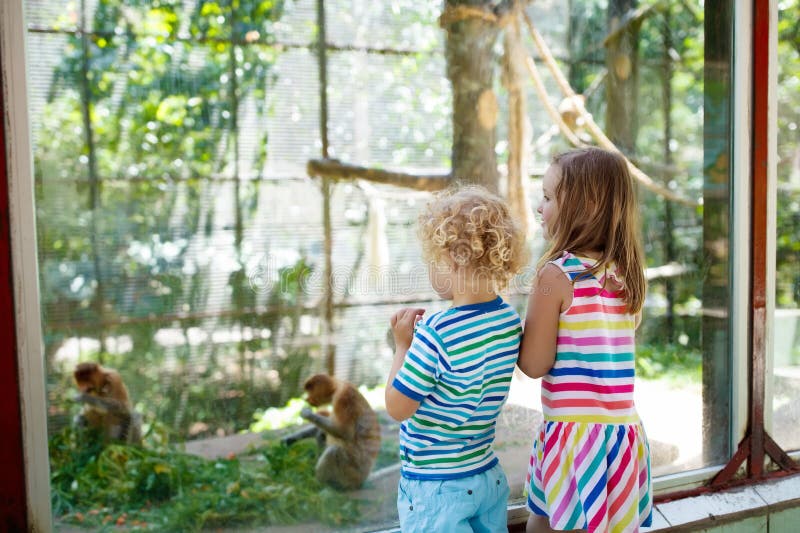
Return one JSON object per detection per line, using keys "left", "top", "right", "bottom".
{"left": 386, "top": 186, "right": 527, "bottom": 533}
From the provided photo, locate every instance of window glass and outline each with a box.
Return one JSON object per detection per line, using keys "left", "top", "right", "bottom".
{"left": 773, "top": 0, "right": 800, "bottom": 453}
{"left": 27, "top": 0, "right": 733, "bottom": 530}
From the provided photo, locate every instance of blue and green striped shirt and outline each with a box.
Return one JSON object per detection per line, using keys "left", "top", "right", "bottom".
{"left": 393, "top": 296, "right": 522, "bottom": 480}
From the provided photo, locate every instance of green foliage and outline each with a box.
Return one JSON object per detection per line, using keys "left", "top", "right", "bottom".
{"left": 636, "top": 343, "right": 702, "bottom": 382}
{"left": 50, "top": 427, "right": 362, "bottom": 531}
{"left": 249, "top": 396, "right": 305, "bottom": 432}
{"left": 777, "top": 0, "right": 800, "bottom": 308}
{"left": 36, "top": 0, "right": 288, "bottom": 358}
{"left": 635, "top": 3, "right": 706, "bottom": 336}
{"left": 249, "top": 382, "right": 391, "bottom": 433}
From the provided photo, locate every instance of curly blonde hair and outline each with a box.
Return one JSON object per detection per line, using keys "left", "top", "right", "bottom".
{"left": 418, "top": 185, "right": 528, "bottom": 290}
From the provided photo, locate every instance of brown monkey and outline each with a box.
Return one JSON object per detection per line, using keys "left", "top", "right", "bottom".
{"left": 282, "top": 374, "right": 381, "bottom": 490}
{"left": 73, "top": 362, "right": 142, "bottom": 444}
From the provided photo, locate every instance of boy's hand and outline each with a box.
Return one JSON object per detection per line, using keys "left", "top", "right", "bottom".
{"left": 386, "top": 308, "right": 425, "bottom": 422}
{"left": 390, "top": 307, "right": 425, "bottom": 353}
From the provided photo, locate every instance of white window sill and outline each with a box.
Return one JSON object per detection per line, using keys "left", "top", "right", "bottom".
{"left": 502, "top": 473, "right": 800, "bottom": 532}
{"left": 638, "top": 473, "right": 800, "bottom": 531}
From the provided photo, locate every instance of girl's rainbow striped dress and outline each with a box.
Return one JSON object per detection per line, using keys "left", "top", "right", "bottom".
{"left": 526, "top": 252, "right": 652, "bottom": 532}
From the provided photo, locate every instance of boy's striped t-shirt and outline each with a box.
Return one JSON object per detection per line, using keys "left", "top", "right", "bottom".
{"left": 392, "top": 296, "right": 522, "bottom": 480}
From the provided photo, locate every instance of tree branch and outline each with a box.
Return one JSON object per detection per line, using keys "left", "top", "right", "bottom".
{"left": 306, "top": 159, "right": 451, "bottom": 191}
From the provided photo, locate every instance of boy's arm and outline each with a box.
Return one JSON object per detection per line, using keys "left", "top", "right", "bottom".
{"left": 385, "top": 307, "right": 426, "bottom": 421}
{"left": 517, "top": 263, "right": 571, "bottom": 379}
{"left": 385, "top": 347, "right": 422, "bottom": 421}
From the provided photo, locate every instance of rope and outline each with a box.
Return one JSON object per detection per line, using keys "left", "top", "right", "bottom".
{"left": 523, "top": 54, "right": 587, "bottom": 148}
{"left": 520, "top": 10, "right": 698, "bottom": 208}
{"left": 439, "top": 4, "right": 514, "bottom": 29}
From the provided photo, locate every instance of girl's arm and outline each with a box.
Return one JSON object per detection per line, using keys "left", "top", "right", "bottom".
{"left": 517, "top": 263, "right": 572, "bottom": 379}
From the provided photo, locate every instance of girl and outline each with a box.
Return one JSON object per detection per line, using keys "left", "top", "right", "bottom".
{"left": 517, "top": 148, "right": 652, "bottom": 533}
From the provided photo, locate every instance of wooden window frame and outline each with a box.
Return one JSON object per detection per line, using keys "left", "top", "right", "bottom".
{"left": 0, "top": 0, "right": 51, "bottom": 530}
{"left": 0, "top": 0, "right": 796, "bottom": 529}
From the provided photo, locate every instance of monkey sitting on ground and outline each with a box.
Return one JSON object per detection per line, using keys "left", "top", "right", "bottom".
{"left": 281, "top": 374, "right": 381, "bottom": 490}
{"left": 73, "top": 362, "right": 142, "bottom": 444}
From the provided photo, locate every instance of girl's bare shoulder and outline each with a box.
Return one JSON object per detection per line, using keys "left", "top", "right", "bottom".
{"left": 535, "top": 261, "right": 572, "bottom": 289}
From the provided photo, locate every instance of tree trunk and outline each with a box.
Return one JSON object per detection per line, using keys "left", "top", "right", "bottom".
{"left": 661, "top": 9, "right": 675, "bottom": 343}
{"left": 444, "top": 1, "right": 502, "bottom": 192}
{"left": 605, "top": 0, "right": 639, "bottom": 155}
{"left": 503, "top": 11, "right": 532, "bottom": 237}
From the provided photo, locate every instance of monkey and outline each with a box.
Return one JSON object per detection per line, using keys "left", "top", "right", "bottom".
{"left": 281, "top": 374, "right": 381, "bottom": 490}
{"left": 73, "top": 362, "right": 142, "bottom": 444}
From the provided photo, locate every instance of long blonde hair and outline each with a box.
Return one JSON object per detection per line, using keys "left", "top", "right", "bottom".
{"left": 539, "top": 147, "right": 646, "bottom": 314}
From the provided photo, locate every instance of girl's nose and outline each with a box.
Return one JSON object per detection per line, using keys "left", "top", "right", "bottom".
{"left": 536, "top": 204, "right": 543, "bottom": 214}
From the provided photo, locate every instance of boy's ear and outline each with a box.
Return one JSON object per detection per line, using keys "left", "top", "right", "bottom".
{"left": 449, "top": 244, "right": 471, "bottom": 267}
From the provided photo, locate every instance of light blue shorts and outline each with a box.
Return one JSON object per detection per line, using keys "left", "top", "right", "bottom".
{"left": 396, "top": 463, "right": 510, "bottom": 533}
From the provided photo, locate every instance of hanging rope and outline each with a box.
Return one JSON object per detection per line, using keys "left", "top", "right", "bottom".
{"left": 523, "top": 53, "right": 586, "bottom": 148}
{"left": 359, "top": 181, "right": 391, "bottom": 273}
{"left": 438, "top": 4, "right": 514, "bottom": 29}
{"left": 520, "top": 10, "right": 698, "bottom": 208}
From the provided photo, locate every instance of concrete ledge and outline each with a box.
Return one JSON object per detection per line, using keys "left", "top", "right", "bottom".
{"left": 640, "top": 474, "right": 800, "bottom": 532}
{"left": 505, "top": 473, "right": 800, "bottom": 533}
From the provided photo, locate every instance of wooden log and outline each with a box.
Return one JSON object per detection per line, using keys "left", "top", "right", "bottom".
{"left": 307, "top": 159, "right": 451, "bottom": 191}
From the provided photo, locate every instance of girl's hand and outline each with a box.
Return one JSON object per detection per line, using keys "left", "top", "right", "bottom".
{"left": 390, "top": 307, "right": 425, "bottom": 353}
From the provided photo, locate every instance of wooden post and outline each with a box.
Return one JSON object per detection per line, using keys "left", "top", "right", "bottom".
{"left": 661, "top": 8, "right": 675, "bottom": 342}
{"left": 502, "top": 8, "right": 531, "bottom": 238}
{"left": 443, "top": 1, "right": 502, "bottom": 191}
{"left": 317, "top": 0, "right": 335, "bottom": 376}
{"left": 79, "top": 0, "right": 107, "bottom": 358}
{"left": 605, "top": 0, "right": 640, "bottom": 156}
{"left": 229, "top": 5, "right": 249, "bottom": 383}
